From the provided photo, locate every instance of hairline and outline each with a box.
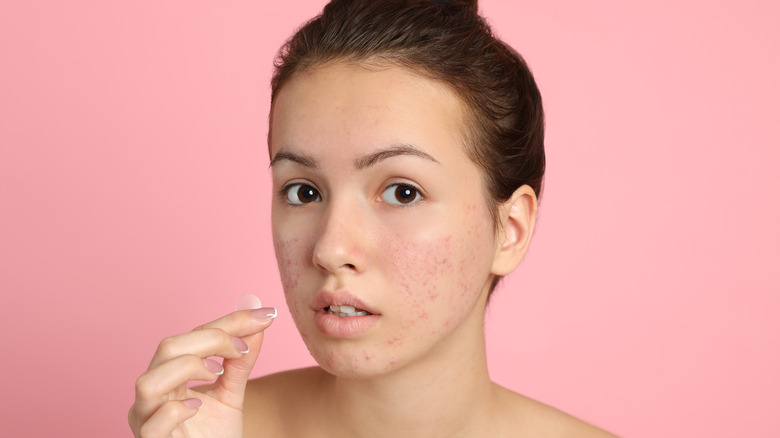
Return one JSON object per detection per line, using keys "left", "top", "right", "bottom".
{"left": 268, "top": 55, "right": 503, "bottom": 231}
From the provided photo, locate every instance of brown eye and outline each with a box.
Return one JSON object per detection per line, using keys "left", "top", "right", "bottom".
{"left": 381, "top": 184, "right": 422, "bottom": 205}
{"left": 285, "top": 183, "right": 321, "bottom": 205}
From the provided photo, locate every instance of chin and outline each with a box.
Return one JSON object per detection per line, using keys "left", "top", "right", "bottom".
{"left": 302, "top": 336, "right": 405, "bottom": 379}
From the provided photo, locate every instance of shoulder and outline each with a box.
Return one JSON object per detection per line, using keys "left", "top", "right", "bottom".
{"left": 245, "top": 366, "right": 326, "bottom": 405}
{"left": 242, "top": 367, "right": 327, "bottom": 437}
{"left": 493, "top": 384, "right": 619, "bottom": 437}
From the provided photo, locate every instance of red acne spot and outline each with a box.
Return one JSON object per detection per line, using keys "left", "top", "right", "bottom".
{"left": 363, "top": 351, "right": 372, "bottom": 361}
{"left": 459, "top": 281, "right": 469, "bottom": 297}
{"left": 387, "top": 336, "right": 402, "bottom": 345}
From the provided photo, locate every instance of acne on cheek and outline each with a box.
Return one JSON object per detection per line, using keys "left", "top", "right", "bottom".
{"left": 275, "top": 237, "right": 303, "bottom": 293}
{"left": 386, "top": 233, "right": 455, "bottom": 306}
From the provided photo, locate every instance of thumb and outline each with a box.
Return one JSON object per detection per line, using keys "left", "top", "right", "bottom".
{"left": 212, "top": 296, "right": 277, "bottom": 409}
{"left": 212, "top": 327, "right": 268, "bottom": 409}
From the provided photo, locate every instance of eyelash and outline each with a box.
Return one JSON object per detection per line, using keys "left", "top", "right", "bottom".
{"left": 380, "top": 183, "right": 424, "bottom": 206}
{"left": 279, "top": 182, "right": 425, "bottom": 207}
{"left": 280, "top": 182, "right": 321, "bottom": 206}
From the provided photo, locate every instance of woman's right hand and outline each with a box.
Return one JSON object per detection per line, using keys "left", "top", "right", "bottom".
{"left": 128, "top": 304, "right": 277, "bottom": 438}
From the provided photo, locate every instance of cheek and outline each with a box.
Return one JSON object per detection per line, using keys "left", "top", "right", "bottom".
{"left": 381, "top": 208, "right": 494, "bottom": 318}
{"left": 273, "top": 234, "right": 313, "bottom": 321}
{"left": 274, "top": 237, "right": 302, "bottom": 293}
{"left": 384, "top": 233, "right": 451, "bottom": 305}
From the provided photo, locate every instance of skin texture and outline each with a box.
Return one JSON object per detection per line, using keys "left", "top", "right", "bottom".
{"left": 243, "top": 62, "right": 616, "bottom": 437}
{"left": 129, "top": 61, "right": 615, "bottom": 437}
{"left": 269, "top": 62, "right": 499, "bottom": 378}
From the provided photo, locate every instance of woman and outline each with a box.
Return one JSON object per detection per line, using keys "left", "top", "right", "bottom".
{"left": 129, "top": 0, "right": 615, "bottom": 436}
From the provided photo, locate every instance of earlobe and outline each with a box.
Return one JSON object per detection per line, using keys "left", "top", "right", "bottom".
{"left": 491, "top": 185, "right": 538, "bottom": 276}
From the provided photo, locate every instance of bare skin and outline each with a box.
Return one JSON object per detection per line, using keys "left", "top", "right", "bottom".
{"left": 129, "top": 62, "right": 616, "bottom": 437}
{"left": 243, "top": 367, "right": 615, "bottom": 437}
{"left": 251, "top": 63, "right": 615, "bottom": 437}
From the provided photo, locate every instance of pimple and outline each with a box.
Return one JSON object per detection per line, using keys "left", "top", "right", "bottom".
{"left": 387, "top": 336, "right": 403, "bottom": 345}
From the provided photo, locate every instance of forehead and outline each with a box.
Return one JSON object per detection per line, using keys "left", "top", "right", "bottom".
{"left": 269, "top": 62, "right": 469, "bottom": 160}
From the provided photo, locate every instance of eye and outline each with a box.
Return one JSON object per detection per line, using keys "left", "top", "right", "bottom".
{"left": 381, "top": 184, "right": 422, "bottom": 205}
{"left": 283, "top": 183, "right": 321, "bottom": 205}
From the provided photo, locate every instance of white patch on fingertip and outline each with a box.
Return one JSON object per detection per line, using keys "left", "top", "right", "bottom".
{"left": 235, "top": 294, "right": 263, "bottom": 311}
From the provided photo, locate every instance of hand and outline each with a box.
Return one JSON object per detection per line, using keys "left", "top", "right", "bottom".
{"left": 128, "top": 300, "right": 277, "bottom": 438}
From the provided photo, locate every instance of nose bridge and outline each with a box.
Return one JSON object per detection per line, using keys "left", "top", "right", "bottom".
{"left": 313, "top": 193, "right": 367, "bottom": 274}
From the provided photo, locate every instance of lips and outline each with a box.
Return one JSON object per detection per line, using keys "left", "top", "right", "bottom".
{"left": 311, "top": 290, "right": 380, "bottom": 338}
{"left": 311, "top": 290, "right": 379, "bottom": 315}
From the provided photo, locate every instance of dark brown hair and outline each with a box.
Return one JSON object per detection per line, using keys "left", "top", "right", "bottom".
{"left": 270, "top": 0, "right": 545, "bottom": 293}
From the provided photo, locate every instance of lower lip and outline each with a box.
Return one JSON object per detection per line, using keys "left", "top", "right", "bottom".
{"left": 313, "top": 310, "right": 380, "bottom": 338}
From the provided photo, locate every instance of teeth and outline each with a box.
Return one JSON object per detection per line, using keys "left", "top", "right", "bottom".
{"left": 327, "top": 305, "right": 371, "bottom": 317}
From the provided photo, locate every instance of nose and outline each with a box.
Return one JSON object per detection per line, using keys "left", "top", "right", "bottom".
{"left": 312, "top": 199, "right": 368, "bottom": 275}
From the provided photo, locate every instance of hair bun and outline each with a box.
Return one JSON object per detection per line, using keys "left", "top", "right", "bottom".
{"left": 429, "top": 0, "right": 478, "bottom": 14}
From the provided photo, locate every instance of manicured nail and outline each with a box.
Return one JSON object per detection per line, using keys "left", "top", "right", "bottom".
{"left": 183, "top": 398, "right": 202, "bottom": 409}
{"left": 236, "top": 294, "right": 263, "bottom": 311}
{"left": 233, "top": 336, "right": 249, "bottom": 354}
{"left": 251, "top": 307, "right": 278, "bottom": 322}
{"left": 204, "top": 359, "right": 224, "bottom": 375}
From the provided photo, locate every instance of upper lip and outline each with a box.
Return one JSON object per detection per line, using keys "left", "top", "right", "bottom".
{"left": 311, "top": 290, "right": 379, "bottom": 314}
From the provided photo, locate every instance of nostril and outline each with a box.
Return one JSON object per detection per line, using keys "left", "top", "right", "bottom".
{"left": 344, "top": 263, "right": 356, "bottom": 270}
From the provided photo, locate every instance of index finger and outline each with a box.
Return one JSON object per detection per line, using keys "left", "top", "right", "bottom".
{"left": 194, "top": 307, "right": 278, "bottom": 338}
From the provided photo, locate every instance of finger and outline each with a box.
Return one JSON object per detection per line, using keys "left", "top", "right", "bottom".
{"left": 195, "top": 307, "right": 278, "bottom": 337}
{"left": 211, "top": 329, "right": 268, "bottom": 409}
{"left": 210, "top": 308, "right": 277, "bottom": 408}
{"left": 149, "top": 328, "right": 250, "bottom": 369}
{"left": 135, "top": 355, "right": 223, "bottom": 420}
{"left": 136, "top": 398, "right": 202, "bottom": 438}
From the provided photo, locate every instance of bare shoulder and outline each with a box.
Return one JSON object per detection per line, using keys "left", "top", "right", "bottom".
{"left": 242, "top": 367, "right": 327, "bottom": 437}
{"left": 493, "top": 384, "right": 619, "bottom": 437}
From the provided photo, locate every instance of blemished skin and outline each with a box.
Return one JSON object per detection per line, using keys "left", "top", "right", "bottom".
{"left": 129, "top": 61, "right": 616, "bottom": 437}
{"left": 269, "top": 62, "right": 510, "bottom": 379}
{"left": 245, "top": 63, "right": 614, "bottom": 437}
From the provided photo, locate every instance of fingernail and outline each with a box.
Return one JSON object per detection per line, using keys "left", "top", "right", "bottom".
{"left": 183, "top": 398, "right": 202, "bottom": 409}
{"left": 204, "top": 359, "right": 224, "bottom": 375}
{"left": 251, "top": 307, "right": 278, "bottom": 322}
{"left": 236, "top": 294, "right": 263, "bottom": 311}
{"left": 233, "top": 336, "right": 249, "bottom": 354}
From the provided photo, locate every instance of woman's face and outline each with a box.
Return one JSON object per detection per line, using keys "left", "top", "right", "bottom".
{"left": 270, "top": 62, "right": 501, "bottom": 377}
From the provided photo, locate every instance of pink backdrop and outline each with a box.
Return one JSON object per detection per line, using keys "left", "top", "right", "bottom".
{"left": 1, "top": 1, "right": 778, "bottom": 436}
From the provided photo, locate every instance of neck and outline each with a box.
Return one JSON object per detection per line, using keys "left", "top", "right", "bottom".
{"left": 320, "top": 299, "right": 497, "bottom": 438}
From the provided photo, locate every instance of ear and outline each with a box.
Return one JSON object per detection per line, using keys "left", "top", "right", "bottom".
{"left": 491, "top": 185, "right": 538, "bottom": 276}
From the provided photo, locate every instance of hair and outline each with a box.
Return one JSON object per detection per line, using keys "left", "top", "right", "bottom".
{"left": 270, "top": 0, "right": 545, "bottom": 295}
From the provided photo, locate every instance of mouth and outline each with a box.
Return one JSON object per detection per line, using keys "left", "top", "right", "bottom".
{"left": 312, "top": 290, "right": 378, "bottom": 316}
{"left": 324, "top": 305, "right": 373, "bottom": 317}
{"left": 312, "top": 291, "right": 380, "bottom": 337}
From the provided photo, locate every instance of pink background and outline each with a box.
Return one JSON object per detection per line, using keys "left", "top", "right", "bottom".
{"left": 1, "top": 1, "right": 778, "bottom": 436}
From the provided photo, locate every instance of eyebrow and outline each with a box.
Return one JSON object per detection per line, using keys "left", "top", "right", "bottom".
{"left": 270, "top": 143, "right": 440, "bottom": 169}
{"left": 354, "top": 143, "right": 439, "bottom": 169}
{"left": 269, "top": 151, "right": 320, "bottom": 168}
